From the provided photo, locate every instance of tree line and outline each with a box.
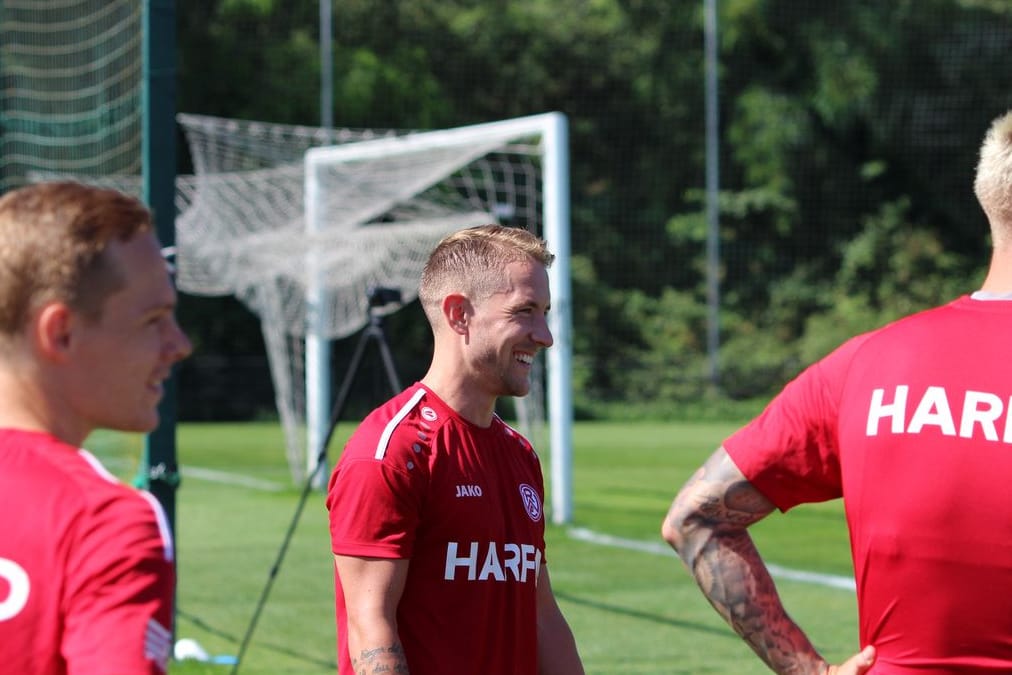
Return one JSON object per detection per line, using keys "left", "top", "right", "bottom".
{"left": 173, "top": 0, "right": 1012, "bottom": 421}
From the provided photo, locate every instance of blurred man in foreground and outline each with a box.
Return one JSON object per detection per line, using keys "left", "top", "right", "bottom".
{"left": 0, "top": 182, "right": 192, "bottom": 674}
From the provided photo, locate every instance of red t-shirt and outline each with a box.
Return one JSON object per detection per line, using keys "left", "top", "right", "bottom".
{"left": 327, "top": 384, "right": 547, "bottom": 675}
{"left": 726, "top": 296, "right": 1012, "bottom": 673}
{"left": 0, "top": 429, "right": 174, "bottom": 675}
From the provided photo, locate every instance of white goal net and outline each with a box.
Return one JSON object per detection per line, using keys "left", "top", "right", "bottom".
{"left": 0, "top": 0, "right": 142, "bottom": 191}
{"left": 175, "top": 113, "right": 574, "bottom": 522}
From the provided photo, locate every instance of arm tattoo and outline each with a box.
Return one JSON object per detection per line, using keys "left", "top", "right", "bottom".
{"left": 351, "top": 644, "right": 410, "bottom": 674}
{"left": 668, "top": 453, "right": 827, "bottom": 675}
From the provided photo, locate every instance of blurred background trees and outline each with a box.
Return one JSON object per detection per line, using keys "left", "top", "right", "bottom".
{"left": 170, "top": 0, "right": 1012, "bottom": 419}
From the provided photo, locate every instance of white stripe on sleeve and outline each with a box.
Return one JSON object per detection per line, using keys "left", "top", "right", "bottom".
{"left": 375, "top": 387, "right": 427, "bottom": 460}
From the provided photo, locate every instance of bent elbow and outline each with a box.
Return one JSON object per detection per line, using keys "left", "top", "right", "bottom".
{"left": 660, "top": 506, "right": 691, "bottom": 555}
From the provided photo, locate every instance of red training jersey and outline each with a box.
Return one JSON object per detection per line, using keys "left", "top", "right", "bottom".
{"left": 725, "top": 296, "right": 1012, "bottom": 673}
{"left": 327, "top": 384, "right": 547, "bottom": 675}
{"left": 0, "top": 429, "right": 174, "bottom": 675}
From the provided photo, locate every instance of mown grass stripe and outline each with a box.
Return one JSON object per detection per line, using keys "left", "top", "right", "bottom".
{"left": 568, "top": 526, "right": 856, "bottom": 591}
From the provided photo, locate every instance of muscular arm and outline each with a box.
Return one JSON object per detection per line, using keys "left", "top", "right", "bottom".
{"left": 661, "top": 447, "right": 873, "bottom": 675}
{"left": 334, "top": 555, "right": 411, "bottom": 674}
{"left": 536, "top": 565, "right": 585, "bottom": 675}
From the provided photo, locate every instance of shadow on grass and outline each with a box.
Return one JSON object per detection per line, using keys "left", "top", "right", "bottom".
{"left": 176, "top": 608, "right": 239, "bottom": 643}
{"left": 176, "top": 608, "right": 336, "bottom": 670}
{"left": 553, "top": 591, "right": 737, "bottom": 640}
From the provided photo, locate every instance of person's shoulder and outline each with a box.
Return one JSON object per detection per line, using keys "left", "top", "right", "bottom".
{"left": 69, "top": 450, "right": 173, "bottom": 560}
{"left": 493, "top": 416, "right": 541, "bottom": 461}
{"left": 68, "top": 449, "right": 169, "bottom": 530}
{"left": 1, "top": 430, "right": 118, "bottom": 501}
{"left": 1, "top": 430, "right": 172, "bottom": 557}
{"left": 810, "top": 299, "right": 969, "bottom": 376}
{"left": 847, "top": 298, "right": 971, "bottom": 348}
{"left": 343, "top": 385, "right": 452, "bottom": 464}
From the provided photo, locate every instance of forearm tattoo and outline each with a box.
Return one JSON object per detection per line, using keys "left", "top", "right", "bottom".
{"left": 352, "top": 643, "right": 410, "bottom": 674}
{"left": 669, "top": 455, "right": 826, "bottom": 675}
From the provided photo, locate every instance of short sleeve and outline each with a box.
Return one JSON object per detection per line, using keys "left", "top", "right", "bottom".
{"left": 724, "top": 334, "right": 870, "bottom": 511}
{"left": 327, "top": 453, "right": 425, "bottom": 559}
{"left": 62, "top": 491, "right": 174, "bottom": 674}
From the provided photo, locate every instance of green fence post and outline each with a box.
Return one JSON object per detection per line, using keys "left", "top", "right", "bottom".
{"left": 141, "top": 0, "right": 180, "bottom": 570}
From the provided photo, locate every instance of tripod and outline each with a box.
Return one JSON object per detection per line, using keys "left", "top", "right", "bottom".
{"left": 230, "top": 289, "right": 403, "bottom": 674}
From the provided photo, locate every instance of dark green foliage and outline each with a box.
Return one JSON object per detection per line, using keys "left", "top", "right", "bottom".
{"left": 174, "top": 0, "right": 1012, "bottom": 419}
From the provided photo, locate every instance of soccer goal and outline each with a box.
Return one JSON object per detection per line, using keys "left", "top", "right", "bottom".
{"left": 176, "top": 113, "right": 574, "bottom": 524}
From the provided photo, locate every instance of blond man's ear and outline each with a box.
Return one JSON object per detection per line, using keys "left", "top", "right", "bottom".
{"left": 441, "top": 294, "right": 470, "bottom": 335}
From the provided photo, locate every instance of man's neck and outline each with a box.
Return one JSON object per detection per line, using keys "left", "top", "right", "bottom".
{"left": 419, "top": 374, "right": 495, "bottom": 428}
{"left": 0, "top": 368, "right": 83, "bottom": 446}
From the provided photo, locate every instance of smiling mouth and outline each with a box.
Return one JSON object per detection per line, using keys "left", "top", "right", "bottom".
{"left": 515, "top": 352, "right": 534, "bottom": 365}
{"left": 148, "top": 375, "right": 168, "bottom": 395}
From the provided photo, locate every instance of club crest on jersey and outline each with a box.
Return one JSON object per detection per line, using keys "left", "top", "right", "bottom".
{"left": 519, "top": 483, "right": 542, "bottom": 522}
{"left": 420, "top": 406, "right": 438, "bottom": 422}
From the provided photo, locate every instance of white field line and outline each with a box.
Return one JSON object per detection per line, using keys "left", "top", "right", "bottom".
{"left": 94, "top": 455, "right": 287, "bottom": 492}
{"left": 180, "top": 466, "right": 286, "bottom": 492}
{"left": 567, "top": 527, "right": 856, "bottom": 592}
{"left": 93, "top": 451, "right": 287, "bottom": 493}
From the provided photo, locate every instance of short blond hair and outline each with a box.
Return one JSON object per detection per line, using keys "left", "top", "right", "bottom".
{"left": 418, "top": 224, "right": 554, "bottom": 326}
{"left": 974, "top": 110, "right": 1012, "bottom": 246}
{"left": 0, "top": 181, "right": 153, "bottom": 335}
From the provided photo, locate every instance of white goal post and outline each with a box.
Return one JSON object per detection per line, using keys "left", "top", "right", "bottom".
{"left": 304, "top": 113, "right": 574, "bottom": 524}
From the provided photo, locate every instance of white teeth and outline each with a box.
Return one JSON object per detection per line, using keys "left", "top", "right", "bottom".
{"left": 516, "top": 354, "right": 533, "bottom": 365}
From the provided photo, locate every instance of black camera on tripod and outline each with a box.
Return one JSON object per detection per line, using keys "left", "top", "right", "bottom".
{"left": 367, "top": 286, "right": 402, "bottom": 309}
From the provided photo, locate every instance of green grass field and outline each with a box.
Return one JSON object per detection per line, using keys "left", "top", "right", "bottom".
{"left": 89, "top": 419, "right": 859, "bottom": 674}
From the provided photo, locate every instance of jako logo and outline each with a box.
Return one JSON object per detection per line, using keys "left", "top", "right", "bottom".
{"left": 519, "top": 483, "right": 542, "bottom": 522}
{"left": 455, "top": 484, "right": 483, "bottom": 497}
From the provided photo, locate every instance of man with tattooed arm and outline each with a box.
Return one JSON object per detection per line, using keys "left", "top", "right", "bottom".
{"left": 664, "top": 110, "right": 1012, "bottom": 674}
